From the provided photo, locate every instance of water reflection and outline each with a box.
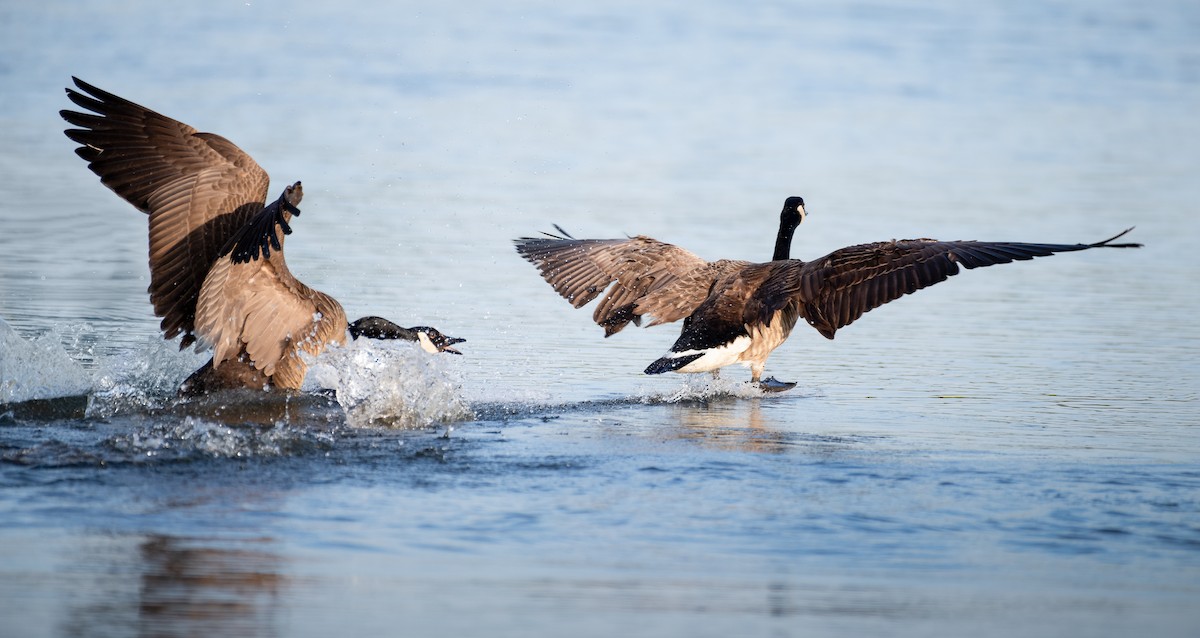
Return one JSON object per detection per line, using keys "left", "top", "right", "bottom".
{"left": 665, "top": 399, "right": 803, "bottom": 455}
{"left": 60, "top": 534, "right": 285, "bottom": 638}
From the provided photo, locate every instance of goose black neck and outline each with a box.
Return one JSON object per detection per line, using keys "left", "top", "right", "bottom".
{"left": 348, "top": 316, "right": 417, "bottom": 342}
{"left": 772, "top": 219, "right": 798, "bottom": 261}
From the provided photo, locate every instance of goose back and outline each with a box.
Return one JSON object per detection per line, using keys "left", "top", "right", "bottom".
{"left": 661, "top": 262, "right": 780, "bottom": 353}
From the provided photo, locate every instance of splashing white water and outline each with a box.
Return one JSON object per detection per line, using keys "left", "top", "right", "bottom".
{"left": 0, "top": 317, "right": 207, "bottom": 412}
{"left": 0, "top": 317, "right": 93, "bottom": 403}
{"left": 304, "top": 338, "right": 471, "bottom": 428}
{"left": 636, "top": 373, "right": 770, "bottom": 403}
{"left": 87, "top": 337, "right": 209, "bottom": 416}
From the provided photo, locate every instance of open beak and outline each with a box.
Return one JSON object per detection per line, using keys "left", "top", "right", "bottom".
{"left": 438, "top": 336, "right": 466, "bottom": 355}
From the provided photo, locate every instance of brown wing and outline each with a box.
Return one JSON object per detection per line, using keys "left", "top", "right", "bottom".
{"left": 195, "top": 207, "right": 348, "bottom": 391}
{"left": 748, "top": 230, "right": 1142, "bottom": 339}
{"left": 60, "top": 77, "right": 270, "bottom": 349}
{"left": 637, "top": 259, "right": 751, "bottom": 327}
{"left": 514, "top": 233, "right": 725, "bottom": 336}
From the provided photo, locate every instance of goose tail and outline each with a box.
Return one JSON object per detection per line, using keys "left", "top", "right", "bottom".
{"left": 645, "top": 352, "right": 704, "bottom": 375}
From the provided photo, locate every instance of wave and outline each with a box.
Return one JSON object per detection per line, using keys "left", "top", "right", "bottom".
{"left": 3, "top": 318, "right": 807, "bottom": 467}
{"left": 467, "top": 374, "right": 798, "bottom": 421}
{"left": 104, "top": 416, "right": 340, "bottom": 463}
{"left": 1, "top": 375, "right": 806, "bottom": 470}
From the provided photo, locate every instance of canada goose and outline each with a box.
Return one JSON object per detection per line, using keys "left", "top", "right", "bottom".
{"left": 515, "top": 197, "right": 1140, "bottom": 391}
{"left": 60, "top": 77, "right": 464, "bottom": 395}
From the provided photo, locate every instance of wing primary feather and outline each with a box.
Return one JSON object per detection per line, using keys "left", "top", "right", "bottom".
{"left": 224, "top": 189, "right": 300, "bottom": 264}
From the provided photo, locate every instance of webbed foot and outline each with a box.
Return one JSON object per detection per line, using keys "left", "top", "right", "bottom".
{"left": 756, "top": 377, "right": 797, "bottom": 393}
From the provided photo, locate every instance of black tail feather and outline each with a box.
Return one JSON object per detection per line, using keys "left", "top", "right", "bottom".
{"left": 645, "top": 352, "right": 703, "bottom": 375}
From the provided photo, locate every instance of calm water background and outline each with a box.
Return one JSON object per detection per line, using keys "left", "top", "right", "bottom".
{"left": 2, "top": 1, "right": 1199, "bottom": 636}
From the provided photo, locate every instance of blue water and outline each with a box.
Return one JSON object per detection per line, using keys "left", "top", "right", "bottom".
{"left": 2, "top": 1, "right": 1199, "bottom": 636}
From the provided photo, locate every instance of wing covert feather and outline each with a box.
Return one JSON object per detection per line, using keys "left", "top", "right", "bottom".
{"left": 514, "top": 234, "right": 716, "bottom": 335}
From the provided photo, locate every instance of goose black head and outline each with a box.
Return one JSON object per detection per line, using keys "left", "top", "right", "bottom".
{"left": 282, "top": 181, "right": 303, "bottom": 214}
{"left": 781, "top": 196, "right": 806, "bottom": 227}
{"left": 410, "top": 327, "right": 466, "bottom": 355}
{"left": 348, "top": 316, "right": 465, "bottom": 355}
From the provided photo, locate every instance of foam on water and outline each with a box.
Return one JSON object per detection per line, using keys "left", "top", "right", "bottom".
{"left": 304, "top": 338, "right": 472, "bottom": 428}
{"left": 103, "top": 416, "right": 337, "bottom": 462}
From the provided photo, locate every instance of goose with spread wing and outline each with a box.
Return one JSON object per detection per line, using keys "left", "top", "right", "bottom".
{"left": 515, "top": 197, "right": 1140, "bottom": 391}
{"left": 60, "top": 77, "right": 463, "bottom": 395}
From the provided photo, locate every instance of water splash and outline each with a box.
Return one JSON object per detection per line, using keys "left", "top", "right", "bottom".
{"left": 304, "top": 338, "right": 472, "bottom": 428}
{"left": 87, "top": 337, "right": 208, "bottom": 417}
{"left": 1, "top": 316, "right": 471, "bottom": 428}
{"left": 0, "top": 317, "right": 209, "bottom": 416}
{"left": 0, "top": 317, "right": 93, "bottom": 404}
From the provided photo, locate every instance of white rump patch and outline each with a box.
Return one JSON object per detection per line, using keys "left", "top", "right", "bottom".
{"left": 669, "top": 335, "right": 752, "bottom": 373}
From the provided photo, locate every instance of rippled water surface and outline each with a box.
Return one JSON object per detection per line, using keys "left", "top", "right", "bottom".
{"left": 2, "top": 1, "right": 1199, "bottom": 636}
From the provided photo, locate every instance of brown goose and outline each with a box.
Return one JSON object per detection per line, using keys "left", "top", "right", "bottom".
{"left": 515, "top": 197, "right": 1140, "bottom": 391}
{"left": 60, "top": 77, "right": 463, "bottom": 395}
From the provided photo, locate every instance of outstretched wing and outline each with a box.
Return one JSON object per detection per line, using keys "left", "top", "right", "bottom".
{"left": 748, "top": 229, "right": 1142, "bottom": 339}
{"left": 60, "top": 77, "right": 270, "bottom": 349}
{"left": 194, "top": 196, "right": 347, "bottom": 390}
{"left": 514, "top": 232, "right": 729, "bottom": 335}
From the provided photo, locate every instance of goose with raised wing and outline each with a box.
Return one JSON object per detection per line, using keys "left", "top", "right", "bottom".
{"left": 60, "top": 77, "right": 463, "bottom": 395}
{"left": 515, "top": 197, "right": 1140, "bottom": 391}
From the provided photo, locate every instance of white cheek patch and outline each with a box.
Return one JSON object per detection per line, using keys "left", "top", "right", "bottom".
{"left": 670, "top": 336, "right": 752, "bottom": 373}
{"left": 417, "top": 331, "right": 439, "bottom": 354}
